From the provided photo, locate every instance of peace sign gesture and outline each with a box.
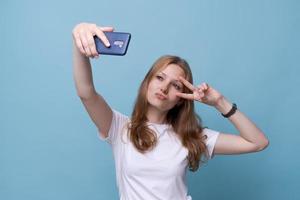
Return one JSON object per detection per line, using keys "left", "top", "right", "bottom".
{"left": 176, "top": 76, "right": 224, "bottom": 107}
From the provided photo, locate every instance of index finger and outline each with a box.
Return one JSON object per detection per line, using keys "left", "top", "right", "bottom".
{"left": 178, "top": 76, "right": 196, "bottom": 92}
{"left": 94, "top": 28, "right": 111, "bottom": 47}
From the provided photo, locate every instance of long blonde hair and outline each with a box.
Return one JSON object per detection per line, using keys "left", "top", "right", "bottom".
{"left": 128, "top": 55, "right": 209, "bottom": 171}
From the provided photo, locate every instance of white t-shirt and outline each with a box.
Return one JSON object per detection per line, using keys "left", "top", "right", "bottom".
{"left": 98, "top": 109, "right": 220, "bottom": 200}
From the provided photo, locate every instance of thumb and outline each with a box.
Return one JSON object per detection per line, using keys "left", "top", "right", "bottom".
{"left": 99, "top": 26, "right": 114, "bottom": 32}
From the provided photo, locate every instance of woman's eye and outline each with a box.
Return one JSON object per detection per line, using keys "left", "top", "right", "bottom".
{"left": 173, "top": 84, "right": 182, "bottom": 90}
{"left": 156, "top": 75, "right": 163, "bottom": 80}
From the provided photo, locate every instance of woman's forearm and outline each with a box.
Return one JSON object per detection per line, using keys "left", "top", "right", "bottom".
{"left": 72, "top": 41, "right": 96, "bottom": 98}
{"left": 215, "top": 97, "right": 269, "bottom": 150}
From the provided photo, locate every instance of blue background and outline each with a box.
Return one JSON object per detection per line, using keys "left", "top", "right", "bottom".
{"left": 1, "top": 0, "right": 299, "bottom": 199}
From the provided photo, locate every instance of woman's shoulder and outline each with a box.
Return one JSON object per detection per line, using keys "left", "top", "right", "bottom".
{"left": 111, "top": 109, "right": 131, "bottom": 122}
{"left": 201, "top": 127, "right": 220, "bottom": 139}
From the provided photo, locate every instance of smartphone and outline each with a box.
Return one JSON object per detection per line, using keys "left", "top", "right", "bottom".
{"left": 94, "top": 32, "right": 131, "bottom": 56}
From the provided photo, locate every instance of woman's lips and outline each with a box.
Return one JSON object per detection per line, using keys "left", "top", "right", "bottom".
{"left": 155, "top": 93, "right": 167, "bottom": 100}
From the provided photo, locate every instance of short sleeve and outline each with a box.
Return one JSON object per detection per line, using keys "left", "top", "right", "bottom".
{"left": 203, "top": 128, "right": 220, "bottom": 159}
{"left": 98, "top": 109, "right": 130, "bottom": 145}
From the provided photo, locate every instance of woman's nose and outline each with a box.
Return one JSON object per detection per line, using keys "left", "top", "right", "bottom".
{"left": 160, "top": 84, "right": 169, "bottom": 94}
{"left": 160, "top": 88, "right": 167, "bottom": 94}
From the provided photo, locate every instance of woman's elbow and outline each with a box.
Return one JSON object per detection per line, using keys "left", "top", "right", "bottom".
{"left": 257, "top": 138, "right": 269, "bottom": 151}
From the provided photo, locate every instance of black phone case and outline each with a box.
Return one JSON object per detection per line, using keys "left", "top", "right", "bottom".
{"left": 94, "top": 32, "right": 131, "bottom": 56}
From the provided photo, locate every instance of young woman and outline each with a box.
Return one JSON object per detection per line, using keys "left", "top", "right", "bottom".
{"left": 72, "top": 22, "right": 269, "bottom": 200}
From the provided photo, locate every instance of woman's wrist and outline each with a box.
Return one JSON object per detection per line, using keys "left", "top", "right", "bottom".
{"left": 214, "top": 96, "right": 232, "bottom": 114}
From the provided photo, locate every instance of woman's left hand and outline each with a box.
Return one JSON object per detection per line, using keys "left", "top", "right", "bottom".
{"left": 176, "top": 76, "right": 223, "bottom": 107}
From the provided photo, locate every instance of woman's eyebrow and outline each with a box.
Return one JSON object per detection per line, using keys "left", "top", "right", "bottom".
{"left": 159, "top": 72, "right": 182, "bottom": 83}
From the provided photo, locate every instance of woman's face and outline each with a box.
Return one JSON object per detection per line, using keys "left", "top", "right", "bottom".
{"left": 147, "top": 64, "right": 186, "bottom": 112}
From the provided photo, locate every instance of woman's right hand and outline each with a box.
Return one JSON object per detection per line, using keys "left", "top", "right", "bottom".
{"left": 72, "top": 23, "right": 114, "bottom": 59}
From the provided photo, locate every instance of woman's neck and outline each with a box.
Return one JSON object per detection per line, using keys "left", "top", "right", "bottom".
{"left": 146, "top": 106, "right": 168, "bottom": 124}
